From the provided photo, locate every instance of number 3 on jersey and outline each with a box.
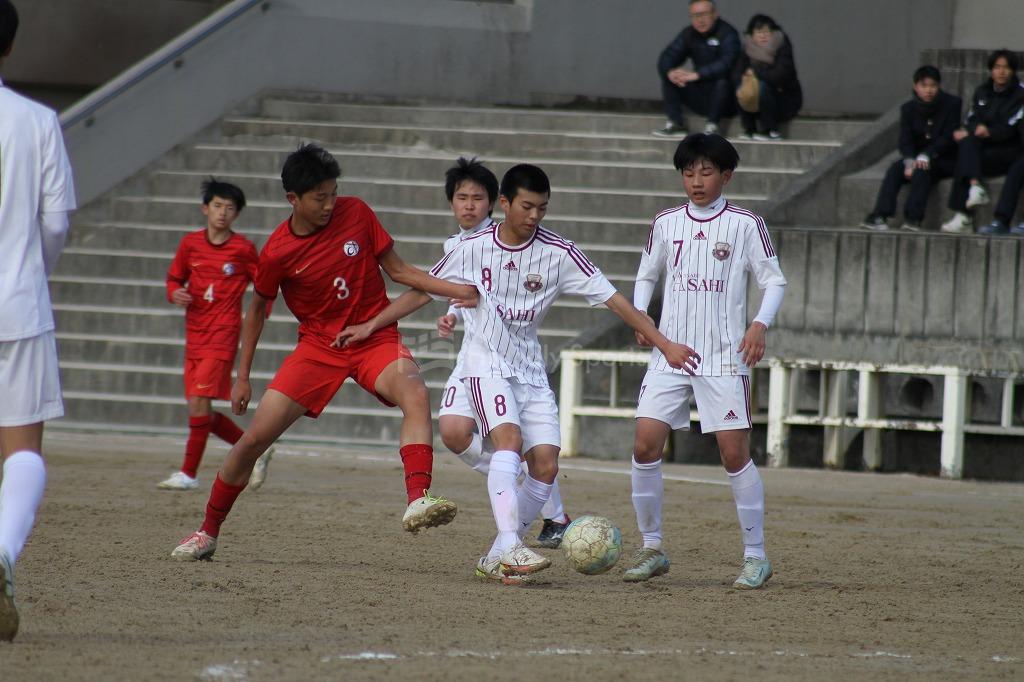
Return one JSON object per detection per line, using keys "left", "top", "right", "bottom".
{"left": 333, "top": 276, "right": 350, "bottom": 300}
{"left": 203, "top": 284, "right": 215, "bottom": 302}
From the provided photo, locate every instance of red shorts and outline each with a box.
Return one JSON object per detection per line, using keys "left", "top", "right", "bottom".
{"left": 184, "top": 357, "right": 233, "bottom": 400}
{"left": 268, "top": 332, "right": 415, "bottom": 418}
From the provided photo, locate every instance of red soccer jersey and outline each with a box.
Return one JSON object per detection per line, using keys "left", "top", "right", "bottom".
{"left": 166, "top": 230, "right": 259, "bottom": 361}
{"left": 254, "top": 196, "right": 396, "bottom": 349}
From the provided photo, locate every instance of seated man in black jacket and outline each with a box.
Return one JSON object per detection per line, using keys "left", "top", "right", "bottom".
{"left": 653, "top": 0, "right": 739, "bottom": 137}
{"left": 942, "top": 49, "right": 1024, "bottom": 233}
{"left": 863, "top": 66, "right": 961, "bottom": 231}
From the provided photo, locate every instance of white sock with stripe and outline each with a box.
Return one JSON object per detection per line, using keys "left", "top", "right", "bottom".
{"left": 631, "top": 457, "right": 663, "bottom": 550}
{"left": 728, "top": 459, "right": 766, "bottom": 560}
{"left": 487, "top": 450, "right": 522, "bottom": 554}
{"left": 0, "top": 451, "right": 47, "bottom": 565}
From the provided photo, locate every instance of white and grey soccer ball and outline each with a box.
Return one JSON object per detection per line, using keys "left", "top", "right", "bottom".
{"left": 562, "top": 515, "right": 622, "bottom": 575}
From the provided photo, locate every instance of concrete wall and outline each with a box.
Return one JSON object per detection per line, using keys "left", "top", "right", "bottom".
{"left": 951, "top": 0, "right": 1024, "bottom": 49}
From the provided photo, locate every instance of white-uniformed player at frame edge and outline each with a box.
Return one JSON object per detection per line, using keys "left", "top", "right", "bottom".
{"left": 625, "top": 132, "right": 785, "bottom": 589}
{"left": 0, "top": 0, "right": 77, "bottom": 641}
{"left": 426, "top": 163, "right": 700, "bottom": 579}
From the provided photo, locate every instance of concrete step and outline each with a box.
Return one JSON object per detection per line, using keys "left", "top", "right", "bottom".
{"left": 258, "top": 98, "right": 870, "bottom": 143}
{"left": 60, "top": 392, "right": 407, "bottom": 443}
{"left": 141, "top": 170, "right": 769, "bottom": 220}
{"left": 218, "top": 121, "right": 840, "bottom": 168}
{"left": 176, "top": 143, "right": 801, "bottom": 195}
{"left": 837, "top": 154, "right": 1018, "bottom": 231}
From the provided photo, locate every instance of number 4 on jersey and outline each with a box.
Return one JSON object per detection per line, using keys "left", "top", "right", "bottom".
{"left": 203, "top": 284, "right": 214, "bottom": 302}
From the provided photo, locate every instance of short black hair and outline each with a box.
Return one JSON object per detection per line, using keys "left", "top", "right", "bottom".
{"left": 913, "top": 65, "right": 942, "bottom": 84}
{"left": 499, "top": 164, "right": 551, "bottom": 201}
{"left": 444, "top": 157, "right": 499, "bottom": 205}
{"left": 689, "top": 0, "right": 714, "bottom": 6}
{"left": 201, "top": 177, "right": 246, "bottom": 211}
{"left": 988, "top": 49, "right": 1019, "bottom": 73}
{"left": 745, "top": 14, "right": 780, "bottom": 34}
{"left": 0, "top": 1, "right": 18, "bottom": 56}
{"left": 673, "top": 133, "right": 740, "bottom": 173}
{"left": 281, "top": 143, "right": 341, "bottom": 196}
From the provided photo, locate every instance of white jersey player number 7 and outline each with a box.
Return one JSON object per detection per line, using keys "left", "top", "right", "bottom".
{"left": 430, "top": 223, "right": 617, "bottom": 387}
{"left": 637, "top": 199, "right": 786, "bottom": 376}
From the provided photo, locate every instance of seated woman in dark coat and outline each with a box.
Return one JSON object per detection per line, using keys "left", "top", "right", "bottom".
{"left": 732, "top": 14, "right": 803, "bottom": 140}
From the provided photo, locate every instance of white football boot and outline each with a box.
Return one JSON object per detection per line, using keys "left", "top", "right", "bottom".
{"left": 171, "top": 531, "right": 217, "bottom": 561}
{"left": 499, "top": 543, "right": 551, "bottom": 577}
{"left": 157, "top": 471, "right": 198, "bottom": 490}
{"left": 402, "top": 490, "right": 457, "bottom": 532}
{"left": 475, "top": 556, "right": 526, "bottom": 585}
{"left": 248, "top": 446, "right": 275, "bottom": 491}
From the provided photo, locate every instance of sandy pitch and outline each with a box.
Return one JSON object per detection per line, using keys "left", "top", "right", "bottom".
{"left": 2, "top": 431, "right": 1023, "bottom": 681}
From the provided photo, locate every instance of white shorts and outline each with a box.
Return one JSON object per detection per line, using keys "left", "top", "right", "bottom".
{"left": 463, "top": 376, "right": 560, "bottom": 453}
{"left": 0, "top": 331, "right": 64, "bottom": 427}
{"left": 438, "top": 373, "right": 475, "bottom": 419}
{"left": 635, "top": 370, "right": 751, "bottom": 433}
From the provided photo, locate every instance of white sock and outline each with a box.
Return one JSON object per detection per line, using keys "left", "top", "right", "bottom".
{"left": 631, "top": 457, "right": 663, "bottom": 550}
{"left": 540, "top": 479, "right": 566, "bottom": 523}
{"left": 516, "top": 475, "right": 553, "bottom": 539}
{"left": 457, "top": 433, "right": 490, "bottom": 475}
{"left": 485, "top": 535, "right": 503, "bottom": 562}
{"left": 0, "top": 451, "right": 47, "bottom": 565}
{"left": 487, "top": 450, "right": 521, "bottom": 554}
{"left": 729, "top": 459, "right": 766, "bottom": 560}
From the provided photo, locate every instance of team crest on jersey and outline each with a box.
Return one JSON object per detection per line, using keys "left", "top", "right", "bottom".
{"left": 712, "top": 242, "right": 732, "bottom": 261}
{"left": 222, "top": 263, "right": 235, "bottom": 275}
{"left": 344, "top": 240, "right": 360, "bottom": 257}
{"left": 523, "top": 274, "right": 544, "bottom": 292}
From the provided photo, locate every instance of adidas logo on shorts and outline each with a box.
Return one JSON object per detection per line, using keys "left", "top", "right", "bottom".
{"left": 723, "top": 409, "right": 739, "bottom": 421}
{"left": 694, "top": 230, "right": 707, "bottom": 240}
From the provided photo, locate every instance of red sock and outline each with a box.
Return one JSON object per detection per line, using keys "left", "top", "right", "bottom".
{"left": 181, "top": 416, "right": 212, "bottom": 478}
{"left": 210, "top": 412, "right": 244, "bottom": 445}
{"left": 199, "top": 474, "right": 246, "bottom": 538}
{"left": 400, "top": 444, "right": 433, "bottom": 503}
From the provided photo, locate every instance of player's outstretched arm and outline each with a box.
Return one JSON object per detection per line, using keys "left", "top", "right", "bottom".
{"left": 378, "top": 248, "right": 477, "bottom": 304}
{"left": 333, "top": 289, "right": 432, "bottom": 348}
{"left": 232, "top": 291, "right": 272, "bottom": 415}
{"left": 604, "top": 292, "right": 701, "bottom": 375}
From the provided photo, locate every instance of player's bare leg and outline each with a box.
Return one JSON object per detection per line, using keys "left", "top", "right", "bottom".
{"left": 171, "top": 390, "right": 305, "bottom": 561}
{"left": 375, "top": 358, "right": 457, "bottom": 532}
{"left": 484, "top": 424, "right": 550, "bottom": 577}
{"left": 624, "top": 417, "right": 672, "bottom": 582}
{"left": 0, "top": 423, "right": 47, "bottom": 641}
{"left": 716, "top": 429, "right": 772, "bottom": 589}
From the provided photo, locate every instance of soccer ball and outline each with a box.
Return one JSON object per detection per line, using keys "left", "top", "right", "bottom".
{"left": 562, "top": 515, "right": 622, "bottom": 575}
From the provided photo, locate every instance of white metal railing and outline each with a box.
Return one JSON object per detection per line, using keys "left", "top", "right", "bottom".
{"left": 559, "top": 350, "right": 1024, "bottom": 479}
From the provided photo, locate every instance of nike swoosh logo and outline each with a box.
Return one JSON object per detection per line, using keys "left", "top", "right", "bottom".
{"left": 196, "top": 383, "right": 213, "bottom": 389}
{"left": 295, "top": 262, "right": 313, "bottom": 274}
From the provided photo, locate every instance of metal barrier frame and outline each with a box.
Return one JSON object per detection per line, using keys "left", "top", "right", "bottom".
{"left": 559, "top": 350, "right": 1023, "bottom": 479}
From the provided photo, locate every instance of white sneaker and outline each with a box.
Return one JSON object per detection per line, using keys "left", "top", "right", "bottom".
{"left": 499, "top": 542, "right": 551, "bottom": 577}
{"left": 0, "top": 553, "right": 17, "bottom": 642}
{"left": 704, "top": 122, "right": 719, "bottom": 135}
{"left": 940, "top": 212, "right": 973, "bottom": 233}
{"left": 157, "top": 471, "right": 198, "bottom": 490}
{"left": 248, "top": 446, "right": 274, "bottom": 491}
{"left": 475, "top": 556, "right": 526, "bottom": 585}
{"left": 171, "top": 530, "right": 217, "bottom": 561}
{"left": 965, "top": 184, "right": 989, "bottom": 209}
{"left": 401, "top": 490, "right": 458, "bottom": 532}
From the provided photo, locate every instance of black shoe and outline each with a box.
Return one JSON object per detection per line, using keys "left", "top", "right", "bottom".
{"left": 652, "top": 121, "right": 688, "bottom": 137}
{"left": 536, "top": 517, "right": 570, "bottom": 549}
{"left": 861, "top": 214, "right": 889, "bottom": 231}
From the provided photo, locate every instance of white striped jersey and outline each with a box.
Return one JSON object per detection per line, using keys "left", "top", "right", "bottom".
{"left": 637, "top": 196, "right": 786, "bottom": 376}
{"left": 431, "top": 223, "right": 617, "bottom": 387}
{"left": 442, "top": 218, "right": 496, "bottom": 378}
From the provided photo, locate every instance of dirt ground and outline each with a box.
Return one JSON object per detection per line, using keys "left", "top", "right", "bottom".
{"left": 1, "top": 430, "right": 1022, "bottom": 681}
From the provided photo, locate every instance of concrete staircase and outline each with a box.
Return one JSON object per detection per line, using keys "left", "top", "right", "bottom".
{"left": 57, "top": 95, "right": 870, "bottom": 444}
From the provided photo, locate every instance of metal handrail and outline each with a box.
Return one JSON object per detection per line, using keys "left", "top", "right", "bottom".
{"left": 60, "top": 0, "right": 269, "bottom": 130}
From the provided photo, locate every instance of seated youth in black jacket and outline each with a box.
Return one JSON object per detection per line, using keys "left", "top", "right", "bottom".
{"left": 863, "top": 65, "right": 962, "bottom": 231}
{"left": 653, "top": 0, "right": 739, "bottom": 137}
{"left": 731, "top": 14, "right": 802, "bottom": 140}
{"left": 942, "top": 49, "right": 1024, "bottom": 233}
